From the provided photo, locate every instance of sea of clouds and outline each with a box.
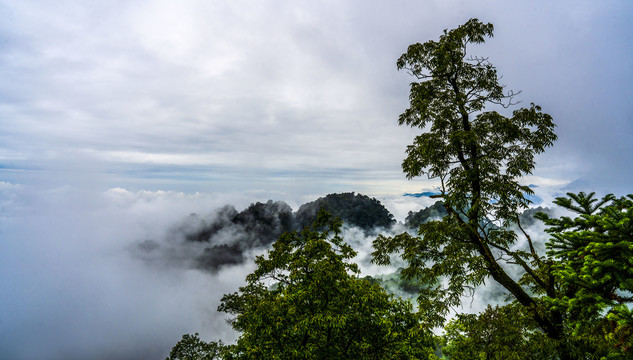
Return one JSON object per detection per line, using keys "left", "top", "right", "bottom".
{"left": 0, "top": 181, "right": 562, "bottom": 359}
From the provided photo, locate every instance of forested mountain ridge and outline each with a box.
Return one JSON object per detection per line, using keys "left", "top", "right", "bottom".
{"left": 405, "top": 201, "right": 448, "bottom": 228}
{"left": 138, "top": 192, "right": 551, "bottom": 274}
{"left": 135, "top": 192, "right": 399, "bottom": 272}
{"left": 182, "top": 192, "right": 394, "bottom": 243}
{"left": 295, "top": 192, "right": 396, "bottom": 231}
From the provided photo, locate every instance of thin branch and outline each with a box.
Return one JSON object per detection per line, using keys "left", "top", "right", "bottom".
{"left": 487, "top": 241, "right": 549, "bottom": 291}
{"left": 489, "top": 89, "right": 522, "bottom": 108}
{"left": 515, "top": 214, "right": 544, "bottom": 267}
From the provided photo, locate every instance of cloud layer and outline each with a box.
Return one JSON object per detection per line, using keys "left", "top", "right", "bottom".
{"left": 1, "top": 0, "right": 631, "bottom": 195}
{"left": 0, "top": 183, "right": 594, "bottom": 359}
{"left": 0, "top": 183, "right": 426, "bottom": 359}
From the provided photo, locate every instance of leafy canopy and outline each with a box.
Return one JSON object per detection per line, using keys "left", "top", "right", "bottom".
{"left": 396, "top": 18, "right": 556, "bottom": 221}
{"left": 373, "top": 17, "right": 557, "bottom": 329}
{"left": 216, "top": 210, "right": 437, "bottom": 359}
{"left": 167, "top": 18, "right": 633, "bottom": 360}
{"left": 441, "top": 304, "right": 558, "bottom": 360}
{"left": 166, "top": 333, "right": 226, "bottom": 360}
{"left": 537, "top": 193, "right": 633, "bottom": 357}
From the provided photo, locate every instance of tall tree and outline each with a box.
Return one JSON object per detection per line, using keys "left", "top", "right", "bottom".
{"left": 370, "top": 18, "right": 578, "bottom": 358}
{"left": 441, "top": 304, "right": 558, "bottom": 360}
{"left": 218, "top": 210, "right": 437, "bottom": 359}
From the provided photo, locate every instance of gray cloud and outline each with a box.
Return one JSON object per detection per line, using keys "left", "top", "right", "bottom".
{"left": 1, "top": 0, "right": 630, "bottom": 195}
{"left": 0, "top": 182, "right": 594, "bottom": 358}
{"left": 0, "top": 182, "right": 412, "bottom": 359}
{"left": 0, "top": 184, "right": 265, "bottom": 359}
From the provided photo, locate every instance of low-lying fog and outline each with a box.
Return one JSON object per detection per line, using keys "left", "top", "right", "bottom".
{"left": 0, "top": 182, "right": 555, "bottom": 360}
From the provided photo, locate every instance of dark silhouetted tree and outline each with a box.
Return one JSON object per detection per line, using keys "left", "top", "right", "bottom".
{"left": 219, "top": 210, "right": 436, "bottom": 359}
{"left": 370, "top": 18, "right": 585, "bottom": 358}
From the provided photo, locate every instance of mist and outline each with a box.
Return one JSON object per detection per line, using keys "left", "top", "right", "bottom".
{"left": 0, "top": 183, "right": 261, "bottom": 359}
{"left": 0, "top": 181, "right": 432, "bottom": 359}
{"left": 0, "top": 176, "right": 572, "bottom": 359}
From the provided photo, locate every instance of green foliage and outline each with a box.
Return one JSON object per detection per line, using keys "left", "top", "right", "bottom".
{"left": 167, "top": 18, "right": 631, "bottom": 360}
{"left": 373, "top": 17, "right": 558, "bottom": 333}
{"left": 441, "top": 304, "right": 558, "bottom": 360}
{"left": 380, "top": 16, "right": 633, "bottom": 358}
{"left": 605, "top": 306, "right": 633, "bottom": 358}
{"left": 405, "top": 201, "right": 448, "bottom": 229}
{"left": 368, "top": 18, "right": 633, "bottom": 360}
{"left": 295, "top": 192, "right": 395, "bottom": 231}
{"left": 216, "top": 210, "right": 437, "bottom": 359}
{"left": 396, "top": 18, "right": 556, "bottom": 222}
{"left": 374, "top": 220, "right": 483, "bottom": 327}
{"left": 537, "top": 192, "right": 633, "bottom": 358}
{"left": 166, "top": 333, "right": 226, "bottom": 360}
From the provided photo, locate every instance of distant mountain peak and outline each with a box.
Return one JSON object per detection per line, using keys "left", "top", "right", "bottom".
{"left": 403, "top": 191, "right": 441, "bottom": 198}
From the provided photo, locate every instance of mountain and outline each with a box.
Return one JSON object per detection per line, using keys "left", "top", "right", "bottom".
{"left": 403, "top": 191, "right": 441, "bottom": 198}
{"left": 404, "top": 201, "right": 448, "bottom": 229}
{"left": 145, "top": 193, "right": 394, "bottom": 272}
{"left": 135, "top": 193, "right": 551, "bottom": 273}
{"left": 295, "top": 192, "right": 395, "bottom": 231}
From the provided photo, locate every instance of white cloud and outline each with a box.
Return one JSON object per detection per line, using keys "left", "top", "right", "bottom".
{"left": 0, "top": 184, "right": 262, "bottom": 359}
{"left": 0, "top": 172, "right": 579, "bottom": 359}
{"left": 3, "top": 1, "right": 628, "bottom": 194}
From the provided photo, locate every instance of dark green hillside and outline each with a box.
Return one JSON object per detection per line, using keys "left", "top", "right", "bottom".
{"left": 405, "top": 201, "right": 448, "bottom": 229}
{"left": 159, "top": 193, "right": 396, "bottom": 272}
{"left": 295, "top": 192, "right": 395, "bottom": 231}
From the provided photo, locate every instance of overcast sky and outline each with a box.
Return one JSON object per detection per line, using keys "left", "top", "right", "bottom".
{"left": 1, "top": 0, "right": 631, "bottom": 198}
{"left": 1, "top": 1, "right": 632, "bottom": 359}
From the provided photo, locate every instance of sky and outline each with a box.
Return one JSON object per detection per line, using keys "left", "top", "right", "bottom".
{"left": 0, "top": 0, "right": 631, "bottom": 197}
{"left": 0, "top": 0, "right": 632, "bottom": 359}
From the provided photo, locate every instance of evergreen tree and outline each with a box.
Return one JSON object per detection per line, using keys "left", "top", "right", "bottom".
{"left": 537, "top": 192, "right": 633, "bottom": 358}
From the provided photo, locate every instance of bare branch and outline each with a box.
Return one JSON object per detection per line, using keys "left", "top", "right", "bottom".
{"left": 486, "top": 241, "right": 548, "bottom": 291}
{"left": 489, "top": 89, "right": 522, "bottom": 108}
{"left": 515, "top": 214, "right": 544, "bottom": 267}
